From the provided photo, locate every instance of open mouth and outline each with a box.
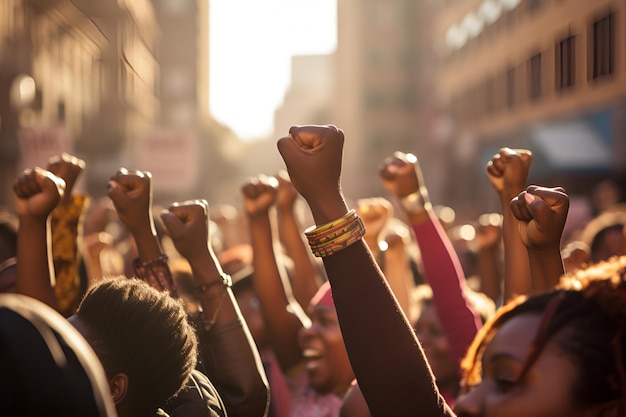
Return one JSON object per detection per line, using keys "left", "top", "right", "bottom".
{"left": 302, "top": 348, "right": 324, "bottom": 370}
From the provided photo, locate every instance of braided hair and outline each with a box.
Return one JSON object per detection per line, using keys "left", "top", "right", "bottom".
{"left": 461, "top": 256, "right": 626, "bottom": 412}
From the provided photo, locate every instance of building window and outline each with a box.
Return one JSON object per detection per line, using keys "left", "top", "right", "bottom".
{"left": 556, "top": 35, "right": 576, "bottom": 89}
{"left": 528, "top": 53, "right": 542, "bottom": 100}
{"left": 506, "top": 67, "right": 516, "bottom": 109}
{"left": 591, "top": 13, "right": 614, "bottom": 79}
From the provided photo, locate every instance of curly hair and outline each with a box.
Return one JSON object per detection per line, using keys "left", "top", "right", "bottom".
{"left": 461, "top": 256, "right": 626, "bottom": 412}
{"left": 75, "top": 277, "right": 198, "bottom": 415}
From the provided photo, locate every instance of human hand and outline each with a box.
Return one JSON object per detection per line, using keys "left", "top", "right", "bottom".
{"left": 356, "top": 197, "right": 393, "bottom": 248}
{"left": 13, "top": 167, "right": 66, "bottom": 221}
{"left": 276, "top": 125, "right": 344, "bottom": 205}
{"left": 379, "top": 151, "right": 423, "bottom": 198}
{"left": 380, "top": 218, "right": 412, "bottom": 253}
{"left": 510, "top": 185, "right": 570, "bottom": 251}
{"left": 46, "top": 153, "right": 85, "bottom": 204}
{"left": 160, "top": 200, "right": 211, "bottom": 263}
{"left": 241, "top": 174, "right": 279, "bottom": 218}
{"left": 107, "top": 169, "right": 153, "bottom": 233}
{"left": 473, "top": 213, "right": 503, "bottom": 251}
{"left": 485, "top": 148, "right": 532, "bottom": 197}
{"left": 275, "top": 170, "right": 300, "bottom": 211}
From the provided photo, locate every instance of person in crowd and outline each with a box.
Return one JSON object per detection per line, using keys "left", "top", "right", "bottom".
{"left": 12, "top": 163, "right": 269, "bottom": 417}
{"left": 12, "top": 167, "right": 198, "bottom": 417}
{"left": 277, "top": 124, "right": 625, "bottom": 417}
{"left": 485, "top": 147, "right": 534, "bottom": 302}
{"left": 341, "top": 152, "right": 485, "bottom": 416}
{"left": 0, "top": 292, "right": 117, "bottom": 417}
{"left": 241, "top": 173, "right": 354, "bottom": 417}
{"left": 107, "top": 169, "right": 269, "bottom": 417}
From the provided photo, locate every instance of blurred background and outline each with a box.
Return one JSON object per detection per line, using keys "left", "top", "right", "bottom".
{"left": 0, "top": 0, "right": 624, "bottom": 224}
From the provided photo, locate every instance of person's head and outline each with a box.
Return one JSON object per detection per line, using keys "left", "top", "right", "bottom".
{"left": 298, "top": 281, "right": 354, "bottom": 396}
{"left": 411, "top": 285, "right": 495, "bottom": 393}
{"left": 0, "top": 293, "right": 117, "bottom": 416}
{"left": 70, "top": 277, "right": 198, "bottom": 417}
{"left": 581, "top": 208, "right": 626, "bottom": 264}
{"left": 455, "top": 256, "right": 626, "bottom": 417}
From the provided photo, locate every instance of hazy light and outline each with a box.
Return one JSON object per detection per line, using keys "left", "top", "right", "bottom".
{"left": 458, "top": 224, "right": 476, "bottom": 241}
{"left": 445, "top": 24, "right": 468, "bottom": 50}
{"left": 479, "top": 0, "right": 502, "bottom": 24}
{"left": 461, "top": 12, "right": 484, "bottom": 39}
{"left": 436, "top": 205, "right": 456, "bottom": 224}
{"left": 11, "top": 74, "right": 36, "bottom": 108}
{"left": 500, "top": 0, "right": 521, "bottom": 11}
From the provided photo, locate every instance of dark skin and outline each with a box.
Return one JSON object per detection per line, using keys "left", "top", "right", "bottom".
{"left": 241, "top": 174, "right": 309, "bottom": 373}
{"left": 278, "top": 125, "right": 453, "bottom": 417}
{"left": 13, "top": 168, "right": 65, "bottom": 310}
{"left": 275, "top": 170, "right": 321, "bottom": 308}
{"left": 486, "top": 148, "right": 533, "bottom": 301}
{"left": 109, "top": 169, "right": 269, "bottom": 417}
{"left": 510, "top": 185, "right": 568, "bottom": 291}
{"left": 47, "top": 153, "right": 85, "bottom": 206}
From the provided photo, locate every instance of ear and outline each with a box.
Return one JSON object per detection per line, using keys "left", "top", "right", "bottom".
{"left": 108, "top": 372, "right": 129, "bottom": 405}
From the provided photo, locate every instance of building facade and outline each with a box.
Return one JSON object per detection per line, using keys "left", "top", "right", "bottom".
{"left": 435, "top": 0, "right": 626, "bottom": 213}
{"left": 0, "top": 0, "right": 160, "bottom": 206}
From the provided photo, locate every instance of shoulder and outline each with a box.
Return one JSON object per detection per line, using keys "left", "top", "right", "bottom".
{"left": 163, "top": 370, "right": 227, "bottom": 417}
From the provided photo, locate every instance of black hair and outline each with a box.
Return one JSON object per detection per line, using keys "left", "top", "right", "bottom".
{"left": 461, "top": 256, "right": 626, "bottom": 412}
{"left": 76, "top": 277, "right": 198, "bottom": 415}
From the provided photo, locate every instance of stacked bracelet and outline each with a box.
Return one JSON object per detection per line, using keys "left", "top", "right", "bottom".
{"left": 305, "top": 209, "right": 366, "bottom": 257}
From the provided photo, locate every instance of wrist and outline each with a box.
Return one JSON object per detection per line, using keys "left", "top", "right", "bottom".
{"left": 399, "top": 187, "right": 431, "bottom": 214}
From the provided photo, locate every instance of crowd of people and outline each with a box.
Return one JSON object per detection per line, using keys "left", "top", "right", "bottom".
{"left": 0, "top": 124, "right": 624, "bottom": 417}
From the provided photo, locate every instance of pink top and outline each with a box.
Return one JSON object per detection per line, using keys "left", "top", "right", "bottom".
{"left": 411, "top": 211, "right": 482, "bottom": 373}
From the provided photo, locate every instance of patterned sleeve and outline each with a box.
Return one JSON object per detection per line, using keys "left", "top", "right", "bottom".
{"left": 50, "top": 194, "right": 88, "bottom": 317}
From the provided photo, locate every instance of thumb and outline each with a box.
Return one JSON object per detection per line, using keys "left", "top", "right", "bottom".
{"left": 160, "top": 210, "right": 184, "bottom": 238}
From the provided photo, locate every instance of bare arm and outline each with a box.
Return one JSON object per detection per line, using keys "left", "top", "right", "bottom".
{"left": 14, "top": 168, "right": 65, "bottom": 310}
{"left": 162, "top": 200, "right": 270, "bottom": 417}
{"left": 485, "top": 148, "right": 533, "bottom": 300}
{"left": 242, "top": 174, "right": 309, "bottom": 373}
{"left": 278, "top": 126, "right": 453, "bottom": 417}
{"left": 510, "top": 186, "right": 569, "bottom": 292}
{"left": 276, "top": 170, "right": 321, "bottom": 308}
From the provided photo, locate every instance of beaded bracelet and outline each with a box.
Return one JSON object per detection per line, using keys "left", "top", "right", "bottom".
{"left": 194, "top": 273, "right": 233, "bottom": 294}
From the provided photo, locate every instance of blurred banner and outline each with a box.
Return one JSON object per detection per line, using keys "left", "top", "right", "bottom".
{"left": 135, "top": 129, "right": 199, "bottom": 194}
{"left": 18, "top": 125, "right": 73, "bottom": 171}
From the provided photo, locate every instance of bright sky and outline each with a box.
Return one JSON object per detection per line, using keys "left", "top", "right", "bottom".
{"left": 209, "top": 0, "right": 337, "bottom": 141}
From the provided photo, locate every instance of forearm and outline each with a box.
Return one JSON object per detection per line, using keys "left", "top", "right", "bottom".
{"left": 500, "top": 193, "right": 531, "bottom": 300}
{"left": 381, "top": 246, "right": 413, "bottom": 318}
{"left": 16, "top": 217, "right": 58, "bottom": 310}
{"left": 527, "top": 247, "right": 564, "bottom": 292}
{"left": 248, "top": 213, "right": 305, "bottom": 370}
{"left": 412, "top": 210, "right": 481, "bottom": 361}
{"left": 324, "top": 242, "right": 453, "bottom": 417}
{"left": 127, "top": 215, "right": 162, "bottom": 263}
{"left": 476, "top": 247, "right": 502, "bottom": 304}
{"left": 277, "top": 207, "right": 320, "bottom": 307}
{"left": 307, "top": 199, "right": 452, "bottom": 417}
{"left": 196, "top": 315, "right": 269, "bottom": 417}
